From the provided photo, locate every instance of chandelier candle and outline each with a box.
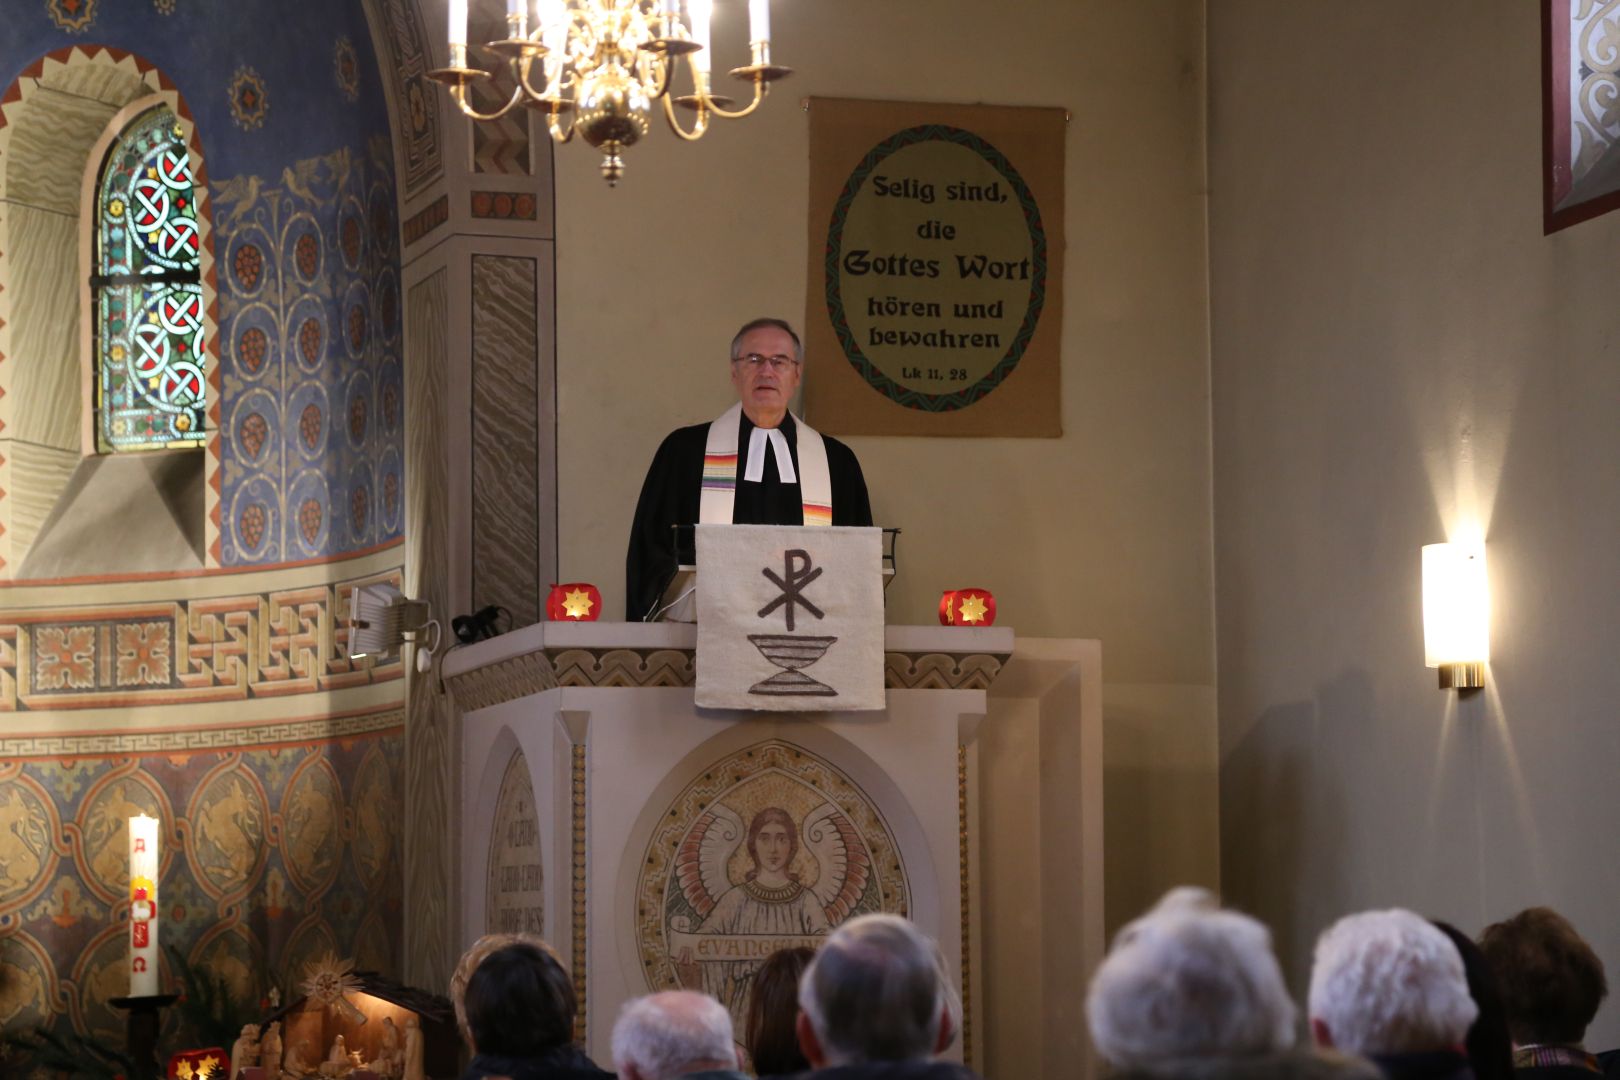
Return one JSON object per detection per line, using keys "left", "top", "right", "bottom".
{"left": 128, "top": 814, "right": 159, "bottom": 996}
{"left": 540, "top": 0, "right": 568, "bottom": 95}
{"left": 749, "top": 0, "right": 769, "bottom": 43}
{"left": 691, "top": 0, "right": 712, "bottom": 75}
{"left": 449, "top": 0, "right": 468, "bottom": 47}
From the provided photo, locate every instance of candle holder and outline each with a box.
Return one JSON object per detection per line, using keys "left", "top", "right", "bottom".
{"left": 110, "top": 993, "right": 179, "bottom": 1080}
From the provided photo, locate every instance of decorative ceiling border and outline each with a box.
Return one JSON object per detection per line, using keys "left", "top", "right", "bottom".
{"left": 360, "top": 0, "right": 445, "bottom": 199}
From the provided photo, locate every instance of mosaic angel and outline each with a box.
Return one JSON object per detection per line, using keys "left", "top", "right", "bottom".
{"left": 670, "top": 802, "right": 870, "bottom": 1018}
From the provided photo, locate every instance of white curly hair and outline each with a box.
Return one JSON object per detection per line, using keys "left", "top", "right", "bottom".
{"left": 1307, "top": 908, "right": 1478, "bottom": 1056}
{"left": 1086, "top": 887, "right": 1298, "bottom": 1067}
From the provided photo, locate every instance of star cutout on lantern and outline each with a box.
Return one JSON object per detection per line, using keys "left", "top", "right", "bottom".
{"left": 563, "top": 589, "right": 595, "bottom": 618}
{"left": 176, "top": 1062, "right": 195, "bottom": 1080}
{"left": 957, "top": 594, "right": 989, "bottom": 624}
{"left": 197, "top": 1055, "right": 220, "bottom": 1076}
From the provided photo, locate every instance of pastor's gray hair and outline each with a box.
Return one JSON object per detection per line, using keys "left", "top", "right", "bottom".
{"left": 797, "top": 914, "right": 952, "bottom": 1064}
{"left": 729, "top": 317, "right": 803, "bottom": 364}
{"left": 611, "top": 991, "right": 736, "bottom": 1080}
{"left": 1086, "top": 887, "right": 1298, "bottom": 1067}
{"left": 1308, "top": 908, "right": 1478, "bottom": 1056}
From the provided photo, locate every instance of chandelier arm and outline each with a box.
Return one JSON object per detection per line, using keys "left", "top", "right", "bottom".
{"left": 699, "top": 77, "right": 768, "bottom": 120}
{"left": 642, "top": 51, "right": 672, "bottom": 100}
{"left": 546, "top": 102, "right": 578, "bottom": 143}
{"left": 659, "top": 94, "right": 710, "bottom": 141}
{"left": 449, "top": 78, "right": 530, "bottom": 122}
{"left": 511, "top": 53, "right": 552, "bottom": 100}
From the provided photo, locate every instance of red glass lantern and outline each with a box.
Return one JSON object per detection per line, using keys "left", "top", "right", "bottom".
{"left": 938, "top": 588, "right": 997, "bottom": 626}
{"left": 547, "top": 582, "right": 602, "bottom": 621}
{"left": 169, "top": 1048, "right": 227, "bottom": 1080}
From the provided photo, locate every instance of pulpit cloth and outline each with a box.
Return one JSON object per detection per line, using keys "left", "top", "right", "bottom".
{"left": 695, "top": 524, "right": 884, "bottom": 711}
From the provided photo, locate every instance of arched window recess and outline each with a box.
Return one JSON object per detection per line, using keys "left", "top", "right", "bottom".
{"left": 88, "top": 101, "right": 206, "bottom": 453}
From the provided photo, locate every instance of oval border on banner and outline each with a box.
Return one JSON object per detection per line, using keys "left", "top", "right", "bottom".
{"left": 824, "top": 124, "right": 1048, "bottom": 413}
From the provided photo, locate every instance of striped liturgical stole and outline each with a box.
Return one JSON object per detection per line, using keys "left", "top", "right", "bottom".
{"left": 699, "top": 403, "right": 833, "bottom": 526}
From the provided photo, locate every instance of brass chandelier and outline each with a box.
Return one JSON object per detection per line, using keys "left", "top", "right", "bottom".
{"left": 430, "top": 0, "right": 791, "bottom": 186}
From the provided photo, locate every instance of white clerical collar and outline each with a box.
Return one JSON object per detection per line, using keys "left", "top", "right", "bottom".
{"left": 744, "top": 424, "right": 796, "bottom": 483}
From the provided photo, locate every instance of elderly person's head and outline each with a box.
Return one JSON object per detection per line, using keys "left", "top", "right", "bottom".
{"left": 1308, "top": 909, "right": 1477, "bottom": 1057}
{"left": 729, "top": 317, "right": 802, "bottom": 428}
{"left": 612, "top": 991, "right": 737, "bottom": 1080}
{"left": 1478, "top": 907, "right": 1607, "bottom": 1047}
{"left": 464, "top": 941, "right": 578, "bottom": 1058}
{"left": 746, "top": 947, "right": 814, "bottom": 1077}
{"left": 796, "top": 914, "right": 955, "bottom": 1066}
{"left": 1086, "top": 887, "right": 1296, "bottom": 1069}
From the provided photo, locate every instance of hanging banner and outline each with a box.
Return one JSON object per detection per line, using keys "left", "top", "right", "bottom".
{"left": 804, "top": 97, "right": 1066, "bottom": 437}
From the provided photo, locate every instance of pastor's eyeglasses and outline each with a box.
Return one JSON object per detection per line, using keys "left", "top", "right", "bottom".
{"left": 732, "top": 353, "right": 799, "bottom": 371}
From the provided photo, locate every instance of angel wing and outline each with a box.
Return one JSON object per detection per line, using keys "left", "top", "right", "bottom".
{"left": 803, "top": 803, "right": 871, "bottom": 925}
{"left": 674, "top": 803, "right": 745, "bottom": 918}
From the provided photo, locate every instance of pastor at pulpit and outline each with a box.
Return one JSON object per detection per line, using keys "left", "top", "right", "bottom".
{"left": 625, "top": 317, "right": 874, "bottom": 621}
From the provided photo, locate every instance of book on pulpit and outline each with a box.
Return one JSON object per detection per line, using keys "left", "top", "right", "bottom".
{"left": 652, "top": 524, "right": 898, "bottom": 624}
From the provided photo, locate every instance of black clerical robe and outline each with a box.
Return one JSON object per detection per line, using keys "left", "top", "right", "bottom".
{"left": 625, "top": 411, "right": 873, "bottom": 621}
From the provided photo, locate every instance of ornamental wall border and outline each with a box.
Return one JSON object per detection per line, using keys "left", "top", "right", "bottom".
{"left": 443, "top": 624, "right": 1013, "bottom": 713}
{"left": 0, "top": 703, "right": 403, "bottom": 760}
{"left": 0, "top": 554, "right": 406, "bottom": 713}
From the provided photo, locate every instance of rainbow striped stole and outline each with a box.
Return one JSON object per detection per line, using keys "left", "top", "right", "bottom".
{"left": 698, "top": 403, "right": 833, "bottom": 526}
{"left": 702, "top": 452, "right": 739, "bottom": 492}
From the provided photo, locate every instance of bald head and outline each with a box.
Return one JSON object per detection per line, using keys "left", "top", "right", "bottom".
{"left": 612, "top": 991, "right": 737, "bottom": 1080}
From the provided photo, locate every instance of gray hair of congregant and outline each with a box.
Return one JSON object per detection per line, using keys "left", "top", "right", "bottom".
{"left": 1086, "top": 887, "right": 1297, "bottom": 1067}
{"left": 798, "top": 914, "right": 953, "bottom": 1064}
{"left": 611, "top": 991, "right": 736, "bottom": 1080}
{"left": 729, "top": 317, "right": 803, "bottom": 364}
{"left": 1308, "top": 909, "right": 1478, "bottom": 1056}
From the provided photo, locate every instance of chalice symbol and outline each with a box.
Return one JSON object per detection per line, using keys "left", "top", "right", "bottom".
{"left": 749, "top": 548, "right": 837, "bottom": 697}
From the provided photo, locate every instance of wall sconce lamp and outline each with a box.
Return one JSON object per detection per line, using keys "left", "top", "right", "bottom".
{"left": 1422, "top": 542, "right": 1488, "bottom": 691}
{"left": 348, "top": 583, "right": 442, "bottom": 673}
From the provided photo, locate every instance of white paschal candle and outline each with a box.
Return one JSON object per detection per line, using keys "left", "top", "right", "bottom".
{"left": 129, "top": 814, "right": 159, "bottom": 997}
{"left": 690, "top": 0, "right": 712, "bottom": 75}
{"left": 749, "top": 0, "right": 769, "bottom": 43}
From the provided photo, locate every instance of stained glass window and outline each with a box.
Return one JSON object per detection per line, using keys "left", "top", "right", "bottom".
{"left": 93, "top": 106, "right": 206, "bottom": 452}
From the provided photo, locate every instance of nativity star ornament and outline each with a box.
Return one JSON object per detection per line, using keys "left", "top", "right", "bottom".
{"left": 957, "top": 594, "right": 989, "bottom": 624}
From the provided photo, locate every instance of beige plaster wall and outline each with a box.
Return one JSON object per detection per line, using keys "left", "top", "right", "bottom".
{"left": 1210, "top": 0, "right": 1620, "bottom": 1045}
{"left": 553, "top": 0, "right": 1218, "bottom": 932}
